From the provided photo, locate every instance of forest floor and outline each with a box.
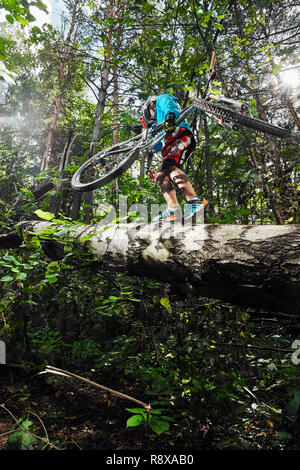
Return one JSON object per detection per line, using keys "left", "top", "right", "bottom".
{"left": 0, "top": 365, "right": 299, "bottom": 454}
{"left": 0, "top": 366, "right": 212, "bottom": 452}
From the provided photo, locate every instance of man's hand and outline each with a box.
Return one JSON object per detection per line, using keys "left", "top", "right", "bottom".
{"left": 164, "top": 113, "right": 176, "bottom": 135}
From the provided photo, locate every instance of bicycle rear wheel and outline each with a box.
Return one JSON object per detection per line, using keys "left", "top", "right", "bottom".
{"left": 192, "top": 98, "right": 290, "bottom": 138}
{"left": 71, "top": 138, "right": 141, "bottom": 192}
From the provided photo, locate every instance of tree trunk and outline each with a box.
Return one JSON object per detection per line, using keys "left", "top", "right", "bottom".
{"left": 89, "top": 67, "right": 111, "bottom": 157}
{"left": 89, "top": 3, "right": 114, "bottom": 157}
{"left": 113, "top": 65, "right": 119, "bottom": 145}
{"left": 89, "top": 1, "right": 126, "bottom": 156}
{"left": 49, "top": 126, "right": 77, "bottom": 216}
{"left": 241, "top": 130, "right": 284, "bottom": 225}
{"left": 41, "top": 95, "right": 63, "bottom": 172}
{"left": 40, "top": 0, "right": 79, "bottom": 171}
{"left": 233, "top": 3, "right": 285, "bottom": 224}
{"left": 283, "top": 94, "right": 300, "bottom": 131}
{"left": 71, "top": 191, "right": 82, "bottom": 220}
{"left": 2, "top": 221, "right": 299, "bottom": 315}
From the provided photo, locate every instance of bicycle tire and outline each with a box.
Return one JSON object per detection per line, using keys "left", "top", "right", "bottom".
{"left": 71, "top": 139, "right": 141, "bottom": 192}
{"left": 192, "top": 98, "right": 290, "bottom": 138}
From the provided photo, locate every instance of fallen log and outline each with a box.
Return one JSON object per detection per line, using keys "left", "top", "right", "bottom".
{"left": 1, "top": 221, "right": 299, "bottom": 314}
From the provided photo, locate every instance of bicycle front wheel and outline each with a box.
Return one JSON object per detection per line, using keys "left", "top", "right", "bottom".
{"left": 192, "top": 98, "right": 290, "bottom": 138}
{"left": 71, "top": 138, "right": 141, "bottom": 192}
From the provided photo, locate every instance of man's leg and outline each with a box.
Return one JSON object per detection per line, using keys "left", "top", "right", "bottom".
{"left": 168, "top": 165, "right": 197, "bottom": 201}
{"left": 168, "top": 165, "right": 208, "bottom": 219}
{"left": 159, "top": 129, "right": 208, "bottom": 220}
{"left": 156, "top": 171, "right": 178, "bottom": 208}
{"left": 153, "top": 171, "right": 181, "bottom": 221}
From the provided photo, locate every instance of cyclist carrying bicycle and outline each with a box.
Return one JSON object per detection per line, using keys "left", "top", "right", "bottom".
{"left": 142, "top": 94, "right": 208, "bottom": 221}
{"left": 71, "top": 52, "right": 289, "bottom": 197}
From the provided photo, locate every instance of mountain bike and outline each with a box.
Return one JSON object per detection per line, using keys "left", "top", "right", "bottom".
{"left": 71, "top": 55, "right": 291, "bottom": 192}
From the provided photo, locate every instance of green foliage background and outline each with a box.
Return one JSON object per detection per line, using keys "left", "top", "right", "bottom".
{"left": 0, "top": 0, "right": 300, "bottom": 450}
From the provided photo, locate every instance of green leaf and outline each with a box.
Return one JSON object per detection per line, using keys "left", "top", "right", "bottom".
{"left": 126, "top": 414, "right": 144, "bottom": 428}
{"left": 45, "top": 273, "right": 58, "bottom": 283}
{"left": 34, "top": 209, "right": 55, "bottom": 221}
{"left": 23, "top": 264, "right": 34, "bottom": 270}
{"left": 160, "top": 297, "right": 172, "bottom": 313}
{"left": 3, "top": 255, "right": 20, "bottom": 264}
{"left": 277, "top": 431, "right": 292, "bottom": 441}
{"left": 79, "top": 234, "right": 94, "bottom": 241}
{"left": 14, "top": 14, "right": 29, "bottom": 25}
{"left": 5, "top": 14, "right": 15, "bottom": 24}
{"left": 35, "top": 1, "right": 49, "bottom": 13}
{"left": 241, "top": 169, "right": 251, "bottom": 182}
{"left": 126, "top": 408, "right": 146, "bottom": 414}
{"left": 0, "top": 275, "right": 14, "bottom": 282}
{"left": 31, "top": 25, "right": 41, "bottom": 34}
{"left": 15, "top": 272, "right": 27, "bottom": 280}
{"left": 149, "top": 417, "right": 170, "bottom": 435}
{"left": 46, "top": 261, "right": 59, "bottom": 272}
{"left": 6, "top": 418, "right": 35, "bottom": 450}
